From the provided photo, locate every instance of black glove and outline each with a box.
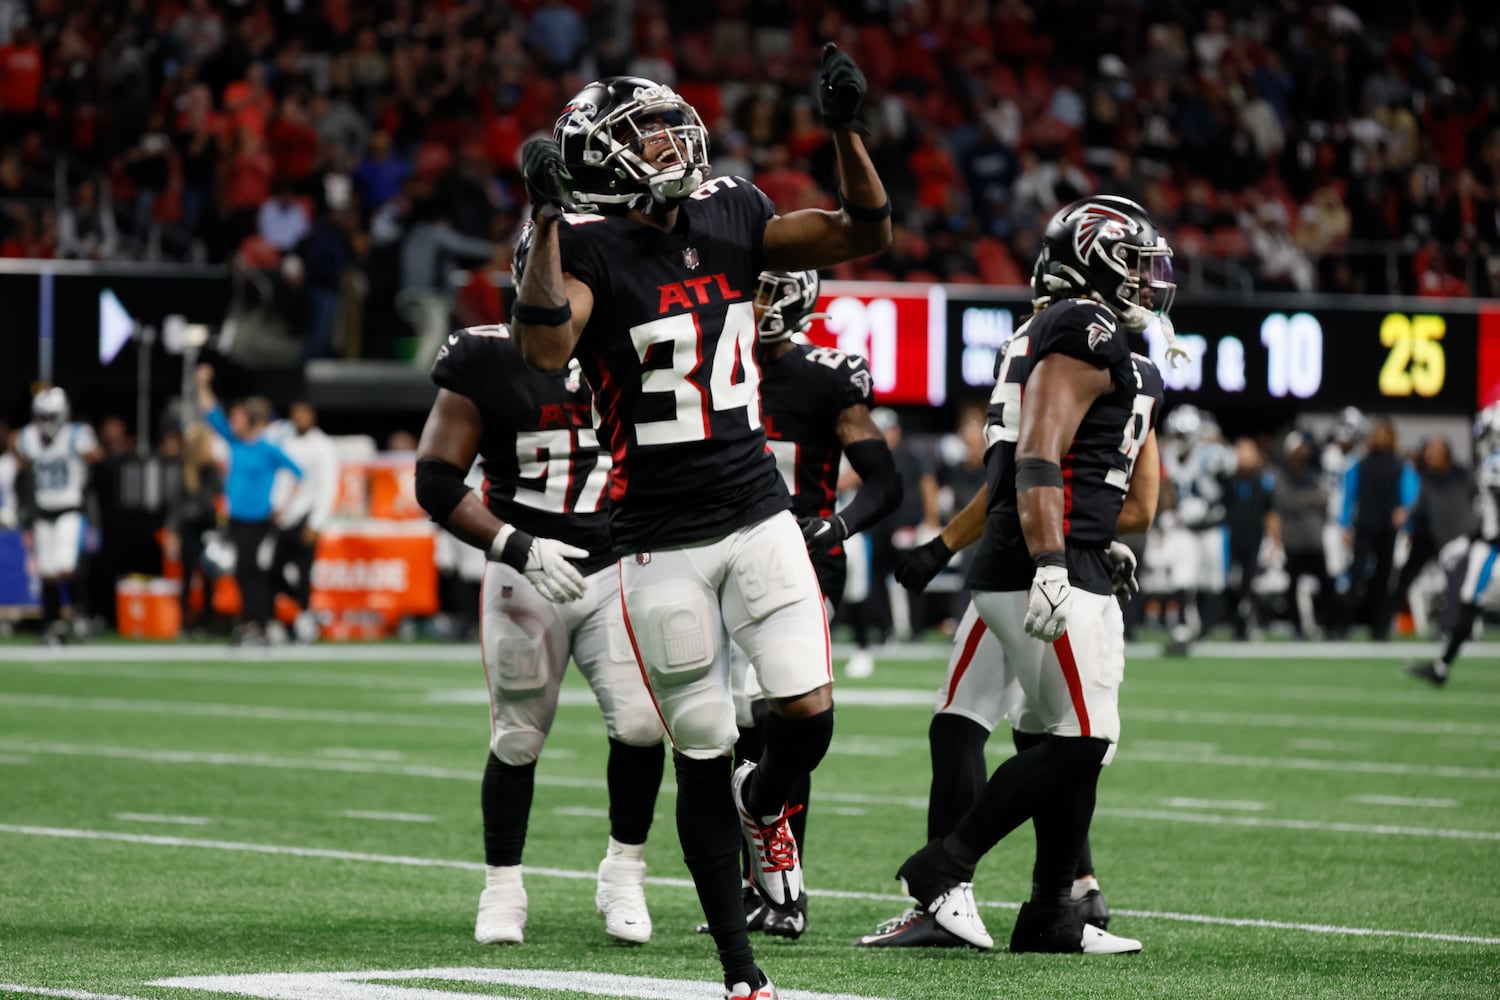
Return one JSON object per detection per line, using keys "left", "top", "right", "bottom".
{"left": 798, "top": 513, "right": 849, "bottom": 558}
{"left": 817, "top": 42, "right": 869, "bottom": 135}
{"left": 1107, "top": 540, "right": 1139, "bottom": 607}
{"left": 894, "top": 535, "right": 953, "bottom": 593}
{"left": 520, "top": 137, "right": 571, "bottom": 217}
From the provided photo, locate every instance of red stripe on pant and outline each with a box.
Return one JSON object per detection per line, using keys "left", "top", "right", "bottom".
{"left": 617, "top": 562, "right": 675, "bottom": 745}
{"left": 941, "top": 613, "right": 988, "bottom": 710}
{"left": 1052, "top": 631, "right": 1092, "bottom": 737}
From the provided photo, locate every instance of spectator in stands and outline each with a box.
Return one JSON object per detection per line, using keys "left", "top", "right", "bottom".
{"left": 173, "top": 84, "right": 220, "bottom": 239}
{"left": 194, "top": 364, "right": 302, "bottom": 646}
{"left": 1338, "top": 418, "right": 1419, "bottom": 641}
{"left": 166, "top": 422, "right": 223, "bottom": 637}
{"left": 297, "top": 202, "right": 357, "bottom": 361}
{"left": 123, "top": 113, "right": 173, "bottom": 241}
{"left": 1222, "top": 438, "right": 1278, "bottom": 640}
{"left": 268, "top": 401, "right": 338, "bottom": 643}
{"left": 0, "top": 26, "right": 42, "bottom": 145}
{"left": 257, "top": 180, "right": 310, "bottom": 253}
{"left": 56, "top": 178, "right": 118, "bottom": 260}
{"left": 173, "top": 0, "right": 225, "bottom": 67}
{"left": 353, "top": 129, "right": 408, "bottom": 214}
{"left": 1391, "top": 435, "right": 1476, "bottom": 619}
{"left": 1273, "top": 431, "right": 1331, "bottom": 638}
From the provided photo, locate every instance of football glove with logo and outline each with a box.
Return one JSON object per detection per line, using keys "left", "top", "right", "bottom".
{"left": 1024, "top": 563, "right": 1073, "bottom": 642}
{"left": 817, "top": 43, "right": 869, "bottom": 135}
{"left": 491, "top": 524, "right": 588, "bottom": 603}
{"left": 894, "top": 536, "right": 954, "bottom": 592}
{"left": 1106, "top": 541, "right": 1139, "bottom": 605}
{"left": 799, "top": 513, "right": 849, "bottom": 558}
{"left": 520, "top": 137, "right": 572, "bottom": 217}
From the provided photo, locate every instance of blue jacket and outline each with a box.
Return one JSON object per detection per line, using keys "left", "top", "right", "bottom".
{"left": 206, "top": 406, "right": 303, "bottom": 522}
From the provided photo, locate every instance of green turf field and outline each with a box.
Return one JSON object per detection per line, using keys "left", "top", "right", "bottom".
{"left": 2, "top": 643, "right": 1498, "bottom": 1000}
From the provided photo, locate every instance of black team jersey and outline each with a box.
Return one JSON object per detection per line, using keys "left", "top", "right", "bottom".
{"left": 430, "top": 325, "right": 615, "bottom": 575}
{"left": 759, "top": 341, "right": 875, "bottom": 603}
{"left": 967, "top": 299, "right": 1166, "bottom": 596}
{"left": 549, "top": 175, "right": 790, "bottom": 552}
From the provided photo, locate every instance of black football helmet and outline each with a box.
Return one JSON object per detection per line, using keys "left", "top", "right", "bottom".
{"left": 754, "top": 270, "right": 823, "bottom": 343}
{"left": 553, "top": 77, "right": 710, "bottom": 213}
{"left": 1032, "top": 195, "right": 1175, "bottom": 332}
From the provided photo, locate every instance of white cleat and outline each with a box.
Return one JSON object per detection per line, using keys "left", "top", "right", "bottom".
{"left": 924, "top": 882, "right": 993, "bottom": 951}
{"left": 595, "top": 854, "right": 652, "bottom": 944}
{"left": 726, "top": 975, "right": 779, "bottom": 999}
{"left": 844, "top": 651, "right": 875, "bottom": 679}
{"left": 1081, "top": 923, "right": 1141, "bottom": 955}
{"left": 474, "top": 865, "right": 526, "bottom": 944}
{"left": 730, "top": 760, "right": 803, "bottom": 911}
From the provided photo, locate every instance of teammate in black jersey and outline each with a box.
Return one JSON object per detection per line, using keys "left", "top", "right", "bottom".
{"left": 857, "top": 196, "right": 1177, "bottom": 957}
{"left": 511, "top": 47, "right": 890, "bottom": 1000}
{"left": 710, "top": 269, "right": 902, "bottom": 939}
{"left": 414, "top": 325, "right": 666, "bottom": 948}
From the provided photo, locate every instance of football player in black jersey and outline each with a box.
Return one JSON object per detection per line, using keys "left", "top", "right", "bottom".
{"left": 415, "top": 325, "right": 667, "bottom": 948}
{"left": 856, "top": 196, "right": 1177, "bottom": 957}
{"left": 511, "top": 46, "right": 891, "bottom": 1000}
{"left": 714, "top": 268, "right": 903, "bottom": 939}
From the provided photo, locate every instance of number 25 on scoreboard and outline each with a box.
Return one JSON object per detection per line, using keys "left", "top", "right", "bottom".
{"left": 1379, "top": 314, "right": 1446, "bottom": 398}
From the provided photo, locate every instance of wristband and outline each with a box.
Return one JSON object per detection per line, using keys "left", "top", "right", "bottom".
{"left": 1015, "top": 457, "right": 1064, "bottom": 492}
{"left": 839, "top": 191, "right": 892, "bottom": 222}
{"left": 512, "top": 300, "right": 572, "bottom": 326}
{"left": 1033, "top": 550, "right": 1066, "bottom": 569}
{"left": 489, "top": 523, "right": 535, "bottom": 570}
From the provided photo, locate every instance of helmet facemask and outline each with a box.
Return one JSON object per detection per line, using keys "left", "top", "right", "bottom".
{"left": 567, "top": 84, "right": 710, "bottom": 211}
{"left": 754, "top": 270, "right": 824, "bottom": 343}
{"left": 1112, "top": 239, "right": 1175, "bottom": 332}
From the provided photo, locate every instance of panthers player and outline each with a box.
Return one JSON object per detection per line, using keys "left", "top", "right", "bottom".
{"left": 512, "top": 46, "right": 890, "bottom": 999}
{"left": 414, "top": 325, "right": 666, "bottom": 947}
{"left": 1323, "top": 406, "right": 1368, "bottom": 634}
{"left": 715, "top": 268, "right": 903, "bottom": 939}
{"left": 857, "top": 196, "right": 1174, "bottom": 957}
{"left": 1407, "top": 401, "right": 1500, "bottom": 685}
{"left": 863, "top": 247, "right": 1165, "bottom": 949}
{"left": 1157, "top": 404, "right": 1233, "bottom": 644}
{"left": 17, "top": 388, "right": 101, "bottom": 642}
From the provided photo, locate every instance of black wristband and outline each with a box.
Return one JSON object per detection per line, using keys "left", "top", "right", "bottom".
{"left": 839, "top": 191, "right": 892, "bottom": 222}
{"left": 499, "top": 528, "right": 535, "bottom": 570}
{"left": 1034, "top": 550, "right": 1066, "bottom": 569}
{"left": 512, "top": 300, "right": 572, "bottom": 326}
{"left": 1015, "top": 457, "right": 1064, "bottom": 492}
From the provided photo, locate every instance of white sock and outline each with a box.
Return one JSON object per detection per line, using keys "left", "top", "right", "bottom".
{"left": 486, "top": 864, "right": 523, "bottom": 887}
{"left": 606, "top": 836, "right": 645, "bottom": 861}
{"left": 1071, "top": 876, "right": 1100, "bottom": 900}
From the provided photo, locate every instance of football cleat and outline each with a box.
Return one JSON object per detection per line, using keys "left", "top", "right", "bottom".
{"left": 1072, "top": 879, "right": 1109, "bottom": 930}
{"left": 1083, "top": 923, "right": 1142, "bottom": 955}
{"left": 1010, "top": 900, "right": 1141, "bottom": 955}
{"left": 763, "top": 892, "right": 807, "bottom": 940}
{"left": 854, "top": 907, "right": 973, "bottom": 949}
{"left": 920, "top": 882, "right": 993, "bottom": 950}
{"left": 696, "top": 883, "right": 767, "bottom": 935}
{"left": 731, "top": 761, "right": 804, "bottom": 911}
{"left": 474, "top": 865, "right": 526, "bottom": 944}
{"left": 1405, "top": 660, "right": 1449, "bottom": 686}
{"left": 725, "top": 973, "right": 779, "bottom": 999}
{"left": 595, "top": 854, "right": 652, "bottom": 944}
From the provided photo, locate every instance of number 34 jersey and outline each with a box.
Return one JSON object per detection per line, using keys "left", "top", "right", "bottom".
{"left": 431, "top": 325, "right": 614, "bottom": 575}
{"left": 967, "top": 298, "right": 1166, "bottom": 596}
{"left": 552, "top": 176, "right": 789, "bottom": 553}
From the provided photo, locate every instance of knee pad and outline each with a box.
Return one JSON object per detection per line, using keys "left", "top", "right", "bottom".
{"left": 490, "top": 633, "right": 549, "bottom": 697}
{"left": 608, "top": 713, "right": 666, "bottom": 748}
{"left": 668, "top": 698, "right": 738, "bottom": 759}
{"left": 629, "top": 582, "right": 718, "bottom": 687}
{"left": 491, "top": 725, "right": 546, "bottom": 766}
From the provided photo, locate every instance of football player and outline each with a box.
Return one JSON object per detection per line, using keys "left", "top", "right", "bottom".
{"left": 414, "top": 325, "right": 667, "bottom": 947}
{"left": 855, "top": 196, "right": 1176, "bottom": 956}
{"left": 864, "top": 255, "right": 1165, "bottom": 948}
{"left": 1157, "top": 404, "right": 1234, "bottom": 646}
{"left": 1322, "top": 406, "right": 1368, "bottom": 635}
{"left": 1406, "top": 401, "right": 1500, "bottom": 685}
{"left": 16, "top": 388, "right": 101, "bottom": 643}
{"left": 511, "top": 45, "right": 891, "bottom": 1000}
{"left": 712, "top": 268, "right": 903, "bottom": 940}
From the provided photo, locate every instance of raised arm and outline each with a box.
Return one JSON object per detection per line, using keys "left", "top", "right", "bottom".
{"left": 763, "top": 45, "right": 892, "bottom": 270}
{"left": 510, "top": 139, "right": 596, "bottom": 372}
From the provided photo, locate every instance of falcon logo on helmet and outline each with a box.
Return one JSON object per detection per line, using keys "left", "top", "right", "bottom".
{"left": 1073, "top": 205, "right": 1139, "bottom": 264}
{"left": 1033, "top": 195, "right": 1176, "bottom": 333}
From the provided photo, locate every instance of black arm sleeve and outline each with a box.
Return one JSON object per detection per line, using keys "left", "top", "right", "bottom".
{"left": 414, "top": 457, "right": 473, "bottom": 528}
{"left": 836, "top": 437, "right": 904, "bottom": 535}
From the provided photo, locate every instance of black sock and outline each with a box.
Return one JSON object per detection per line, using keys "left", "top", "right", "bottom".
{"left": 947, "top": 734, "right": 1063, "bottom": 863}
{"left": 927, "top": 714, "right": 990, "bottom": 840}
{"left": 1075, "top": 836, "right": 1096, "bottom": 882}
{"left": 746, "top": 707, "right": 833, "bottom": 821}
{"left": 607, "top": 737, "right": 664, "bottom": 846}
{"left": 1029, "top": 736, "right": 1109, "bottom": 907}
{"left": 735, "top": 699, "right": 770, "bottom": 765}
{"left": 481, "top": 752, "right": 536, "bottom": 867}
{"left": 675, "top": 752, "right": 759, "bottom": 989}
{"left": 1441, "top": 603, "right": 1480, "bottom": 667}
{"left": 1012, "top": 729, "right": 1095, "bottom": 881}
{"left": 40, "top": 580, "right": 59, "bottom": 628}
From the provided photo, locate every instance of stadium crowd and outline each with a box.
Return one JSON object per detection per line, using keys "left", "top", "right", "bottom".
{"left": 0, "top": 2, "right": 1498, "bottom": 357}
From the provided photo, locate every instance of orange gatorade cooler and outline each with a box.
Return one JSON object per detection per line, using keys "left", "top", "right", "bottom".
{"left": 116, "top": 577, "right": 182, "bottom": 640}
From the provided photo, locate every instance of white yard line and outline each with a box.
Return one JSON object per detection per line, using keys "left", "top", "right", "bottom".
{"left": 1, "top": 823, "right": 1496, "bottom": 947}
{"left": 112, "top": 813, "right": 210, "bottom": 826}
{"left": 1160, "top": 797, "right": 1267, "bottom": 811}
{"left": 1128, "top": 706, "right": 1500, "bottom": 738}
{"left": 0, "top": 659, "right": 468, "bottom": 691}
{"left": 553, "top": 806, "right": 610, "bottom": 819}
{"left": 1349, "top": 795, "right": 1459, "bottom": 809}
{"left": 0, "top": 752, "right": 30, "bottom": 764}
{"left": 321, "top": 747, "right": 403, "bottom": 761}
{"left": 1129, "top": 678, "right": 1500, "bottom": 710}
{"left": 0, "top": 693, "right": 481, "bottom": 730}
{"left": 341, "top": 810, "right": 437, "bottom": 824}
{"left": 1122, "top": 747, "right": 1500, "bottom": 780}
{"left": 1095, "top": 808, "right": 1500, "bottom": 841}
{"left": 0, "top": 986, "right": 155, "bottom": 1000}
